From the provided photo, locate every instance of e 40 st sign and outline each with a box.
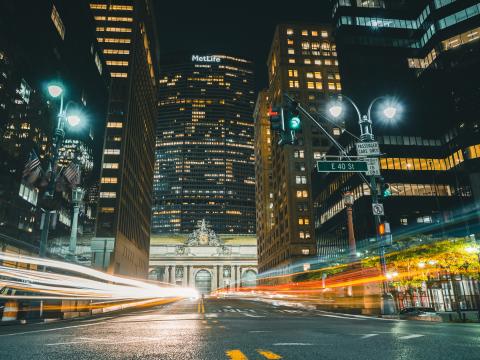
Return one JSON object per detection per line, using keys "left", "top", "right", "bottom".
{"left": 317, "top": 160, "right": 368, "bottom": 173}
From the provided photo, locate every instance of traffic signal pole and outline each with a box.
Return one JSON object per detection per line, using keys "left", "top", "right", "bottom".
{"left": 282, "top": 93, "right": 396, "bottom": 315}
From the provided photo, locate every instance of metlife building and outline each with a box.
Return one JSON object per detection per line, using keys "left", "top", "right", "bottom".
{"left": 153, "top": 53, "right": 256, "bottom": 235}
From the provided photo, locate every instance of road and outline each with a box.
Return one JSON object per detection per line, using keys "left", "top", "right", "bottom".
{"left": 0, "top": 296, "right": 478, "bottom": 359}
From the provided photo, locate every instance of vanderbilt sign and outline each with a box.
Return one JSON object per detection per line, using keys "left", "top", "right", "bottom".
{"left": 192, "top": 55, "right": 221, "bottom": 63}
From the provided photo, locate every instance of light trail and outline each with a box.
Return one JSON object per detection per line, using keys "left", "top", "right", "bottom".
{"left": 0, "top": 252, "right": 199, "bottom": 302}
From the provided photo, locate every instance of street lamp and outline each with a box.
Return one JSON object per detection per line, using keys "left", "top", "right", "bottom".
{"left": 343, "top": 191, "right": 356, "bottom": 259}
{"left": 328, "top": 94, "right": 401, "bottom": 315}
{"left": 69, "top": 187, "right": 84, "bottom": 260}
{"left": 39, "top": 82, "right": 84, "bottom": 258}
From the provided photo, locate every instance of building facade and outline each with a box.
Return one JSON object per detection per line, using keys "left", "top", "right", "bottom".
{"left": 0, "top": 0, "right": 109, "bottom": 255}
{"left": 311, "top": 0, "right": 480, "bottom": 259}
{"left": 149, "top": 220, "right": 257, "bottom": 294}
{"left": 255, "top": 24, "right": 343, "bottom": 274}
{"left": 153, "top": 54, "right": 256, "bottom": 235}
{"left": 90, "top": 0, "right": 160, "bottom": 277}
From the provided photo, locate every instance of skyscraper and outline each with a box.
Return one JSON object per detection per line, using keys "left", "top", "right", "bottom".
{"left": 255, "top": 24, "right": 343, "bottom": 273}
{"left": 153, "top": 54, "right": 256, "bottom": 235}
{"left": 90, "top": 1, "right": 159, "bottom": 277}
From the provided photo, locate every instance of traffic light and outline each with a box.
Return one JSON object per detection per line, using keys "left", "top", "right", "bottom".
{"left": 381, "top": 183, "right": 391, "bottom": 198}
{"left": 284, "top": 99, "right": 302, "bottom": 132}
{"left": 268, "top": 106, "right": 285, "bottom": 132}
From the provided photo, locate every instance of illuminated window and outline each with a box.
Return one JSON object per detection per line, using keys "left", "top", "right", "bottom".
{"left": 321, "top": 31, "right": 328, "bottom": 37}
{"left": 287, "top": 39, "right": 294, "bottom": 45}
{"left": 106, "top": 60, "right": 129, "bottom": 66}
{"left": 296, "top": 176, "right": 307, "bottom": 184}
{"left": 100, "top": 192, "right": 116, "bottom": 198}
{"left": 315, "top": 82, "right": 323, "bottom": 90}
{"left": 110, "top": 5, "right": 133, "bottom": 10}
{"left": 100, "top": 207, "right": 115, "bottom": 213}
{"left": 288, "top": 59, "right": 296, "bottom": 64}
{"left": 288, "top": 48, "right": 295, "bottom": 54}
{"left": 107, "top": 16, "right": 133, "bottom": 22}
{"left": 302, "top": 249, "right": 310, "bottom": 255}
{"left": 287, "top": 28, "right": 294, "bottom": 35}
{"left": 111, "top": 72, "right": 128, "bottom": 78}
{"left": 103, "top": 49, "right": 130, "bottom": 55}
{"left": 90, "top": 3, "right": 107, "bottom": 9}
{"left": 328, "top": 82, "right": 336, "bottom": 90}
{"left": 288, "top": 69, "right": 298, "bottom": 77}
{"left": 302, "top": 41, "right": 310, "bottom": 50}
{"left": 301, "top": 30, "right": 308, "bottom": 36}
{"left": 311, "top": 30, "right": 318, "bottom": 36}
{"left": 314, "top": 72, "right": 322, "bottom": 79}
{"left": 97, "top": 38, "right": 131, "bottom": 43}
{"left": 336, "top": 83, "right": 342, "bottom": 90}
{"left": 299, "top": 231, "right": 305, "bottom": 239}
{"left": 104, "top": 149, "right": 120, "bottom": 155}
{"left": 288, "top": 80, "right": 300, "bottom": 88}
{"left": 94, "top": 16, "right": 106, "bottom": 20}
{"left": 306, "top": 72, "right": 313, "bottom": 79}
{"left": 333, "top": 128, "right": 341, "bottom": 136}
{"left": 105, "top": 27, "right": 132, "bottom": 33}
{"left": 314, "top": 59, "right": 321, "bottom": 65}
{"left": 307, "top": 81, "right": 314, "bottom": 89}
{"left": 304, "top": 59, "right": 311, "bottom": 64}
{"left": 107, "top": 122, "right": 123, "bottom": 128}
{"left": 324, "top": 59, "right": 332, "bottom": 65}
{"left": 103, "top": 163, "right": 119, "bottom": 169}
{"left": 51, "top": 5, "right": 65, "bottom": 40}
{"left": 101, "top": 177, "right": 118, "bottom": 184}
{"left": 294, "top": 150, "right": 305, "bottom": 158}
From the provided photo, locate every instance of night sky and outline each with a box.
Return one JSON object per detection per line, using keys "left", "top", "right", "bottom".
{"left": 155, "top": 0, "right": 331, "bottom": 91}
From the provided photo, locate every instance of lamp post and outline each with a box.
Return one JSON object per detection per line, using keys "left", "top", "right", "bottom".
{"left": 343, "top": 191, "right": 356, "bottom": 258}
{"left": 68, "top": 187, "right": 84, "bottom": 259}
{"left": 39, "top": 83, "right": 83, "bottom": 257}
{"left": 329, "top": 95, "right": 400, "bottom": 315}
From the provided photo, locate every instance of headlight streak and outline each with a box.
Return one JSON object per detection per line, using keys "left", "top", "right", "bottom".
{"left": 0, "top": 252, "right": 199, "bottom": 302}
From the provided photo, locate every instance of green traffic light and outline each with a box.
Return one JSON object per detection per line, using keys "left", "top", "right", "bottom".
{"left": 289, "top": 116, "right": 301, "bottom": 130}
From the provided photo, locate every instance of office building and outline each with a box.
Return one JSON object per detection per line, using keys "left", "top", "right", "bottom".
{"left": 90, "top": 1, "right": 160, "bottom": 277}
{"left": 255, "top": 24, "right": 343, "bottom": 273}
{"left": 153, "top": 53, "right": 255, "bottom": 235}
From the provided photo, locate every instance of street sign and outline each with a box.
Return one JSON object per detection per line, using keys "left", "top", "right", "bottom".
{"left": 372, "top": 203, "right": 384, "bottom": 216}
{"left": 366, "top": 158, "right": 380, "bottom": 176}
{"left": 356, "top": 141, "right": 380, "bottom": 156}
{"left": 317, "top": 160, "right": 368, "bottom": 173}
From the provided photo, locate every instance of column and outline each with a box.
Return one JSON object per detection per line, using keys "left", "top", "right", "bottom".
{"left": 189, "top": 266, "right": 195, "bottom": 288}
{"left": 237, "top": 266, "right": 242, "bottom": 289}
{"left": 219, "top": 265, "right": 224, "bottom": 289}
{"left": 171, "top": 265, "right": 176, "bottom": 285}
{"left": 182, "top": 266, "right": 188, "bottom": 287}
{"left": 212, "top": 267, "right": 218, "bottom": 292}
{"left": 162, "top": 266, "right": 169, "bottom": 283}
{"left": 234, "top": 265, "right": 238, "bottom": 290}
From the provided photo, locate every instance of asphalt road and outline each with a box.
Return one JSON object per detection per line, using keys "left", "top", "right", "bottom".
{"left": 0, "top": 296, "right": 479, "bottom": 359}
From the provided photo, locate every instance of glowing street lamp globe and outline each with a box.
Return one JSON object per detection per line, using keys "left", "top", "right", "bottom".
{"left": 329, "top": 104, "right": 343, "bottom": 118}
{"left": 383, "top": 106, "right": 397, "bottom": 119}
{"left": 47, "top": 84, "right": 64, "bottom": 98}
{"left": 66, "top": 114, "right": 82, "bottom": 127}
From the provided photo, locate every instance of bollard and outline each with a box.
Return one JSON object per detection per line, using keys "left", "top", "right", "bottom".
{"left": 1, "top": 301, "right": 18, "bottom": 322}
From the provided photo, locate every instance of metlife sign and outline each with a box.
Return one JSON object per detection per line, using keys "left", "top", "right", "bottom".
{"left": 192, "top": 55, "right": 221, "bottom": 63}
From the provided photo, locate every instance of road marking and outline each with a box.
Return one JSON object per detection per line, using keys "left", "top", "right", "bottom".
{"left": 257, "top": 349, "right": 282, "bottom": 359}
{"left": 0, "top": 322, "right": 101, "bottom": 337}
{"left": 316, "top": 313, "right": 365, "bottom": 321}
{"left": 249, "top": 331, "right": 271, "bottom": 333}
{"left": 243, "top": 313, "right": 265, "bottom": 318}
{"left": 273, "top": 343, "right": 313, "bottom": 346}
{"left": 398, "top": 334, "right": 424, "bottom": 340}
{"left": 226, "top": 349, "right": 248, "bottom": 360}
{"left": 360, "top": 334, "right": 379, "bottom": 339}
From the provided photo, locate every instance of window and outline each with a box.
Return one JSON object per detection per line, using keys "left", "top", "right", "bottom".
{"left": 304, "top": 59, "right": 311, "bottom": 64}
{"left": 314, "top": 72, "right": 322, "bottom": 79}
{"left": 400, "top": 217, "right": 408, "bottom": 226}
{"left": 302, "top": 249, "right": 310, "bottom": 255}
{"left": 295, "top": 162, "right": 306, "bottom": 172}
{"left": 107, "top": 16, "right": 133, "bottom": 22}
{"left": 296, "top": 176, "right": 307, "bottom": 184}
{"left": 299, "top": 231, "right": 305, "bottom": 239}
{"left": 101, "top": 177, "right": 118, "bottom": 184}
{"left": 288, "top": 80, "right": 300, "bottom": 88}
{"left": 314, "top": 59, "right": 322, "bottom": 65}
{"left": 301, "top": 41, "right": 310, "bottom": 50}
{"left": 100, "top": 207, "right": 115, "bottom": 213}
{"left": 107, "top": 122, "right": 123, "bottom": 128}
{"left": 110, "top": 5, "right": 133, "bottom": 10}
{"left": 97, "top": 38, "right": 131, "bottom": 43}
{"left": 333, "top": 128, "right": 341, "bottom": 136}
{"left": 324, "top": 59, "right": 332, "bottom": 65}
{"left": 103, "top": 49, "right": 130, "bottom": 55}
{"left": 287, "top": 39, "right": 294, "bottom": 45}
{"left": 106, "top": 60, "right": 129, "bottom": 66}
{"left": 294, "top": 150, "right": 305, "bottom": 158}
{"left": 288, "top": 69, "right": 298, "bottom": 77}
{"left": 296, "top": 190, "right": 308, "bottom": 198}
{"left": 307, "top": 82, "right": 314, "bottom": 89}
{"left": 51, "top": 5, "right": 65, "bottom": 40}
{"left": 111, "top": 72, "right": 128, "bottom": 78}
{"left": 328, "top": 82, "right": 336, "bottom": 90}
{"left": 104, "top": 149, "right": 120, "bottom": 155}
{"left": 103, "top": 163, "right": 119, "bottom": 169}
{"left": 301, "top": 30, "right": 308, "bottom": 36}
{"left": 288, "top": 48, "right": 295, "bottom": 54}
{"left": 321, "top": 31, "right": 328, "bottom": 37}
{"left": 90, "top": 3, "right": 107, "bottom": 9}
{"left": 100, "top": 192, "right": 116, "bottom": 198}
{"left": 288, "top": 59, "right": 296, "bottom": 64}
{"left": 287, "top": 28, "right": 294, "bottom": 35}
{"left": 311, "top": 30, "right": 318, "bottom": 36}
{"left": 315, "top": 82, "right": 323, "bottom": 90}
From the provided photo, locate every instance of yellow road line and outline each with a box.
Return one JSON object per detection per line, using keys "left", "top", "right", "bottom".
{"left": 226, "top": 350, "right": 248, "bottom": 360}
{"left": 257, "top": 349, "right": 282, "bottom": 359}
